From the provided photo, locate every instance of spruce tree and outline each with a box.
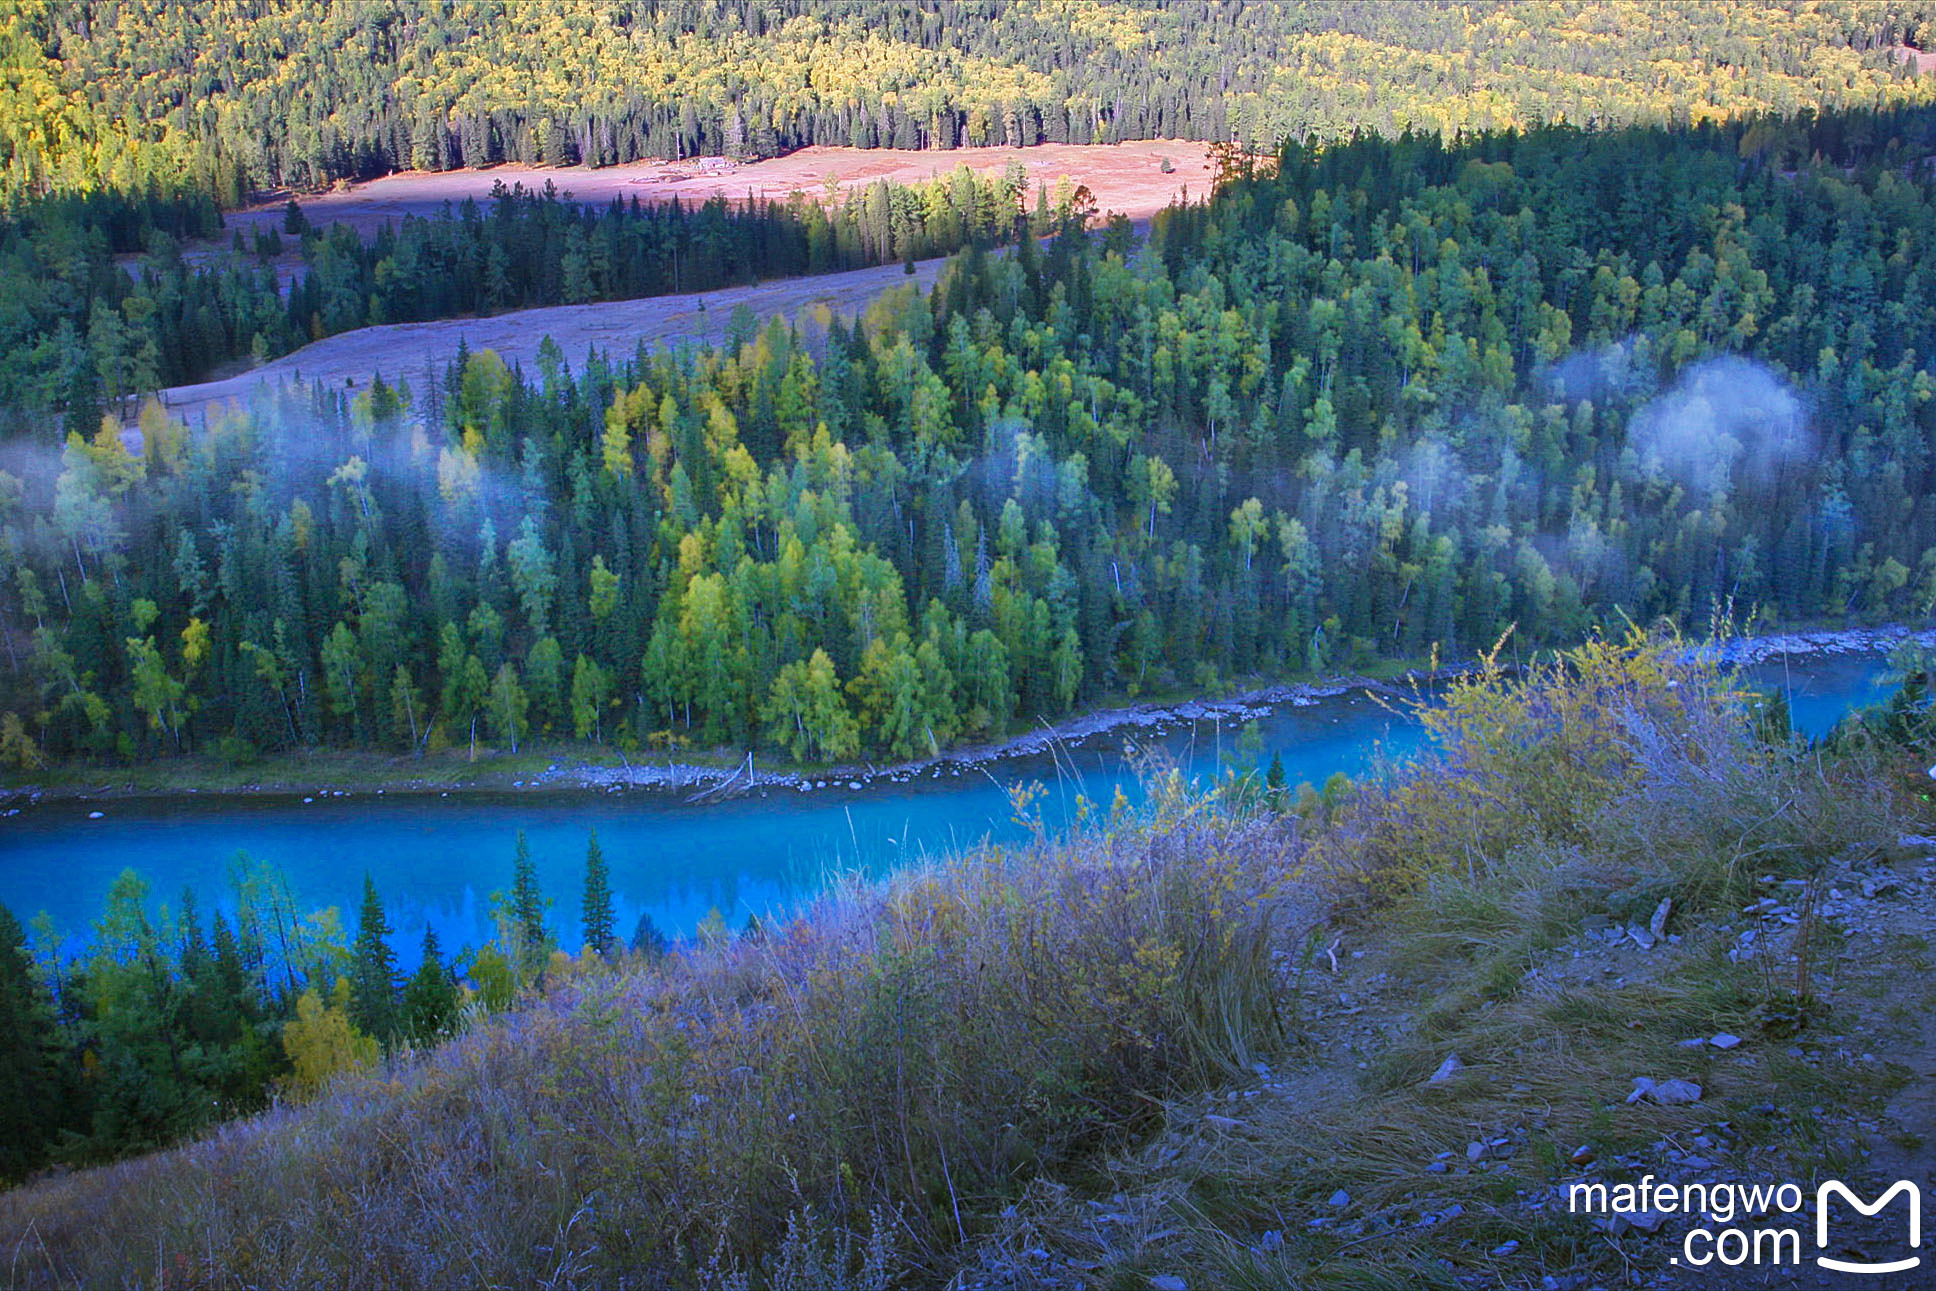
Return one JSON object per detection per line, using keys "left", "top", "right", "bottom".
{"left": 0, "top": 905, "right": 65, "bottom": 1182}
{"left": 348, "top": 875, "right": 397, "bottom": 1045}
{"left": 1265, "top": 750, "right": 1288, "bottom": 811}
{"left": 402, "top": 925, "right": 458, "bottom": 1043}
{"left": 59, "top": 334, "right": 101, "bottom": 441}
{"left": 581, "top": 829, "right": 614, "bottom": 958}
{"left": 509, "top": 830, "right": 547, "bottom": 970}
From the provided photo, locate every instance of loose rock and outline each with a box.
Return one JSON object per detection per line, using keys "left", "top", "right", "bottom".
{"left": 1627, "top": 1076, "right": 1703, "bottom": 1105}
{"left": 1649, "top": 897, "right": 1673, "bottom": 939}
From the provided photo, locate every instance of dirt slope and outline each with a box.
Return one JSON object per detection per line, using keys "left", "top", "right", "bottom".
{"left": 158, "top": 256, "right": 946, "bottom": 423}
{"left": 229, "top": 141, "right": 1215, "bottom": 239}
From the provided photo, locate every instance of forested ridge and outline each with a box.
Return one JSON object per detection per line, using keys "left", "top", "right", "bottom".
{"left": 5, "top": 109, "right": 1936, "bottom": 777}
{"left": 2, "top": 0, "right": 1933, "bottom": 207}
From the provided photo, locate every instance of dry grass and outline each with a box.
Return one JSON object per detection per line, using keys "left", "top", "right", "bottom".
{"left": 0, "top": 784, "right": 1311, "bottom": 1288}
{"left": 944, "top": 633, "right": 1905, "bottom": 1290}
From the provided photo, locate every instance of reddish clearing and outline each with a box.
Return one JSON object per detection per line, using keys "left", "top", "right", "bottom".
{"left": 1892, "top": 44, "right": 1936, "bottom": 74}
{"left": 228, "top": 140, "right": 1216, "bottom": 238}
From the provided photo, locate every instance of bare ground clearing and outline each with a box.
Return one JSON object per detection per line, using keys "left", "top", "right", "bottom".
{"left": 228, "top": 140, "right": 1215, "bottom": 238}
{"left": 158, "top": 256, "right": 946, "bottom": 423}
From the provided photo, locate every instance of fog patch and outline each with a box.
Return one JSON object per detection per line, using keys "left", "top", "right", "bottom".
{"left": 1625, "top": 357, "right": 1808, "bottom": 495}
{"left": 1542, "top": 338, "right": 1653, "bottom": 406}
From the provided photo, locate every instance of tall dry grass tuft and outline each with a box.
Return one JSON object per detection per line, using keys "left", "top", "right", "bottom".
{"left": 1345, "top": 629, "right": 1890, "bottom": 1051}
{"left": 1325, "top": 627, "right": 1840, "bottom": 894}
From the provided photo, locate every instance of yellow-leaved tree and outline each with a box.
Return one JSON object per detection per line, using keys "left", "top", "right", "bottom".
{"left": 281, "top": 979, "right": 377, "bottom": 1098}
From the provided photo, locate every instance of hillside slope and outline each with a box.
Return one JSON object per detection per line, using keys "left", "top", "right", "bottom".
{"left": 1, "top": 638, "right": 1927, "bottom": 1289}
{"left": 157, "top": 254, "right": 949, "bottom": 425}
{"left": 3, "top": 1, "right": 1932, "bottom": 206}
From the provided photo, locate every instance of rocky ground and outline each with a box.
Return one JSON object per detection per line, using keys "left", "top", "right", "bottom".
{"left": 1701, "top": 626, "right": 1936, "bottom": 667}
{"left": 547, "top": 679, "right": 1352, "bottom": 799}
{"left": 946, "top": 837, "right": 1936, "bottom": 1290}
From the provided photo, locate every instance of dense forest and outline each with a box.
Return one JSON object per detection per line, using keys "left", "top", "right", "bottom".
{"left": 5, "top": 108, "right": 1936, "bottom": 776}
{"left": 3, "top": 1, "right": 1933, "bottom": 207}
{"left": 0, "top": 162, "right": 1070, "bottom": 435}
{"left": 0, "top": 827, "right": 631, "bottom": 1178}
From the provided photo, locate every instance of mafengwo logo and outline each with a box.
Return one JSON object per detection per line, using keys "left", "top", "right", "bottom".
{"left": 1815, "top": 1180, "right": 1920, "bottom": 1276}
{"left": 1567, "top": 1176, "right": 1925, "bottom": 1274}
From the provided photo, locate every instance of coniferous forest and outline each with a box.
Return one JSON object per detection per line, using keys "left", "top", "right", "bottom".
{"left": 7, "top": 111, "right": 1936, "bottom": 777}
{"left": 0, "top": 165, "right": 1072, "bottom": 434}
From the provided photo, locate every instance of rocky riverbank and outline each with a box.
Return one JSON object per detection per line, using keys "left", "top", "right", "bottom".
{"left": 5, "top": 623, "right": 1927, "bottom": 809}
{"left": 547, "top": 674, "right": 1371, "bottom": 798}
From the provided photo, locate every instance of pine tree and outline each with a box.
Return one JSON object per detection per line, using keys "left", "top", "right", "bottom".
{"left": 581, "top": 829, "right": 614, "bottom": 957}
{"left": 402, "top": 925, "right": 458, "bottom": 1043}
{"left": 509, "top": 830, "right": 547, "bottom": 972}
{"left": 348, "top": 875, "right": 398, "bottom": 1045}
{"left": 0, "top": 905, "right": 65, "bottom": 1182}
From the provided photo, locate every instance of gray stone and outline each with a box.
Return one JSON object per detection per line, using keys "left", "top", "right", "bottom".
{"left": 1625, "top": 1209, "right": 1667, "bottom": 1233}
{"left": 1655, "top": 1078, "right": 1703, "bottom": 1104}
{"left": 1428, "top": 1053, "right": 1465, "bottom": 1083}
{"left": 1628, "top": 1076, "right": 1703, "bottom": 1105}
{"left": 1649, "top": 897, "right": 1673, "bottom": 939}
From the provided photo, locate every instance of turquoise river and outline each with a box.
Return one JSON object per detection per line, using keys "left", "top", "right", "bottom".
{"left": 0, "top": 650, "right": 1895, "bottom": 960}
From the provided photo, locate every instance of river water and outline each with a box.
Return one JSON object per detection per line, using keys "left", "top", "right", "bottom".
{"left": 0, "top": 652, "right": 1893, "bottom": 958}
